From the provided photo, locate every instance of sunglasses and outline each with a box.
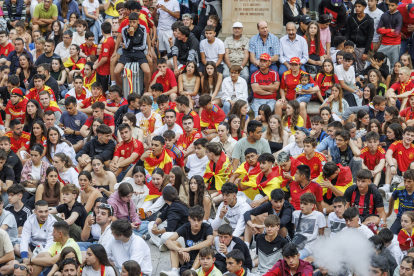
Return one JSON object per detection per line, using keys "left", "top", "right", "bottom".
{"left": 99, "top": 203, "right": 113, "bottom": 212}
{"left": 14, "top": 265, "right": 27, "bottom": 271}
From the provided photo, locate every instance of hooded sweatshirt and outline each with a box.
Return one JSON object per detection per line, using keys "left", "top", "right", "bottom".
{"left": 211, "top": 196, "right": 252, "bottom": 237}
{"left": 318, "top": 0, "right": 347, "bottom": 34}
{"left": 108, "top": 191, "right": 141, "bottom": 224}
{"left": 75, "top": 136, "right": 116, "bottom": 162}
{"left": 263, "top": 259, "right": 313, "bottom": 276}
{"left": 344, "top": 13, "right": 375, "bottom": 54}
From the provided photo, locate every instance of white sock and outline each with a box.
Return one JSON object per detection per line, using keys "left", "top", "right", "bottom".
{"left": 245, "top": 241, "right": 250, "bottom": 248}
{"left": 172, "top": 268, "right": 178, "bottom": 272}
{"left": 382, "top": 184, "right": 390, "bottom": 191}
{"left": 252, "top": 262, "right": 256, "bottom": 268}
{"left": 323, "top": 208, "right": 327, "bottom": 215}
{"left": 111, "top": 80, "right": 116, "bottom": 85}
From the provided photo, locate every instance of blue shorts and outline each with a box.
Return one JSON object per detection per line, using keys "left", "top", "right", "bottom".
{"left": 296, "top": 95, "right": 312, "bottom": 103}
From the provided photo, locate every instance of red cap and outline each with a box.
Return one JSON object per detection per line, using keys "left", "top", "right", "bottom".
{"left": 259, "top": 53, "right": 271, "bottom": 61}
{"left": 10, "top": 88, "right": 23, "bottom": 97}
{"left": 289, "top": 57, "right": 301, "bottom": 64}
{"left": 408, "top": 4, "right": 414, "bottom": 18}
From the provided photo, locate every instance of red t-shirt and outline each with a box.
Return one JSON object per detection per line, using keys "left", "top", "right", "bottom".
{"left": 97, "top": 37, "right": 115, "bottom": 76}
{"left": 391, "top": 79, "right": 414, "bottom": 95}
{"left": 0, "top": 43, "right": 14, "bottom": 57}
{"left": 177, "top": 130, "right": 202, "bottom": 149}
{"left": 5, "top": 97, "right": 27, "bottom": 123}
{"left": 400, "top": 106, "right": 414, "bottom": 121}
{"left": 26, "top": 85, "right": 56, "bottom": 102}
{"left": 4, "top": 131, "right": 30, "bottom": 153}
{"left": 360, "top": 146, "right": 386, "bottom": 170}
{"left": 398, "top": 4, "right": 414, "bottom": 37}
{"left": 315, "top": 73, "right": 338, "bottom": 97}
{"left": 80, "top": 43, "right": 98, "bottom": 56}
{"left": 84, "top": 114, "right": 115, "bottom": 128}
{"left": 107, "top": 98, "right": 128, "bottom": 107}
{"left": 151, "top": 69, "right": 178, "bottom": 92}
{"left": 251, "top": 69, "right": 279, "bottom": 99}
{"left": 296, "top": 152, "right": 326, "bottom": 179}
{"left": 24, "top": 136, "right": 47, "bottom": 150}
{"left": 281, "top": 70, "right": 315, "bottom": 101}
{"left": 81, "top": 95, "right": 107, "bottom": 109}
{"left": 307, "top": 38, "right": 326, "bottom": 56}
{"left": 118, "top": 16, "right": 150, "bottom": 33}
{"left": 176, "top": 110, "right": 201, "bottom": 132}
{"left": 114, "top": 138, "right": 144, "bottom": 164}
{"left": 388, "top": 141, "right": 414, "bottom": 172}
{"left": 289, "top": 181, "right": 323, "bottom": 210}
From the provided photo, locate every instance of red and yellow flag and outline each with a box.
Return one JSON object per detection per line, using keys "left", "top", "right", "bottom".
{"left": 63, "top": 57, "right": 86, "bottom": 70}
{"left": 200, "top": 104, "right": 226, "bottom": 131}
{"left": 204, "top": 151, "right": 232, "bottom": 191}
{"left": 254, "top": 167, "right": 281, "bottom": 199}
{"left": 84, "top": 71, "right": 97, "bottom": 92}
{"left": 315, "top": 164, "right": 353, "bottom": 199}
{"left": 124, "top": 67, "right": 133, "bottom": 94}
{"left": 274, "top": 157, "right": 303, "bottom": 193}
{"left": 398, "top": 228, "right": 414, "bottom": 252}
{"left": 144, "top": 148, "right": 173, "bottom": 175}
{"left": 234, "top": 162, "right": 261, "bottom": 200}
{"left": 144, "top": 181, "right": 163, "bottom": 202}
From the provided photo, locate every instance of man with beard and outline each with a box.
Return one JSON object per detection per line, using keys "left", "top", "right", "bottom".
{"left": 60, "top": 258, "right": 79, "bottom": 276}
{"left": 35, "top": 39, "right": 60, "bottom": 66}
{"left": 4, "top": 119, "right": 30, "bottom": 153}
{"left": 177, "top": 115, "right": 202, "bottom": 158}
{"left": 0, "top": 136, "right": 22, "bottom": 184}
{"left": 18, "top": 200, "right": 56, "bottom": 260}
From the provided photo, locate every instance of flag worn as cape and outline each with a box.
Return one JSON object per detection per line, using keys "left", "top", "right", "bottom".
{"left": 204, "top": 151, "right": 232, "bottom": 191}
{"left": 63, "top": 57, "right": 86, "bottom": 71}
{"left": 200, "top": 104, "right": 226, "bottom": 130}
{"left": 316, "top": 164, "right": 353, "bottom": 199}
{"left": 144, "top": 148, "right": 174, "bottom": 175}
{"left": 274, "top": 157, "right": 303, "bottom": 193}
{"left": 84, "top": 71, "right": 97, "bottom": 92}
{"left": 144, "top": 180, "right": 163, "bottom": 202}
{"left": 254, "top": 167, "right": 281, "bottom": 199}
{"left": 234, "top": 161, "right": 261, "bottom": 200}
{"left": 398, "top": 228, "right": 414, "bottom": 252}
{"left": 124, "top": 67, "right": 133, "bottom": 94}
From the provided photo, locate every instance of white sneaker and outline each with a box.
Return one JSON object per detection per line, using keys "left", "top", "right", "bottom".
{"left": 160, "top": 269, "right": 179, "bottom": 276}
{"left": 386, "top": 192, "right": 392, "bottom": 202}
{"left": 379, "top": 184, "right": 390, "bottom": 197}
{"left": 250, "top": 248, "right": 257, "bottom": 260}
{"left": 159, "top": 243, "right": 169, "bottom": 252}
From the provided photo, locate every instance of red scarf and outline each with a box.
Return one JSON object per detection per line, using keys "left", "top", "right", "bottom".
{"left": 100, "top": 265, "right": 105, "bottom": 276}
{"left": 242, "top": 162, "right": 261, "bottom": 182}
{"left": 324, "top": 164, "right": 353, "bottom": 199}
{"left": 202, "top": 265, "right": 215, "bottom": 276}
{"left": 275, "top": 157, "right": 302, "bottom": 189}
{"left": 398, "top": 228, "right": 414, "bottom": 251}
{"left": 146, "top": 181, "right": 162, "bottom": 197}
{"left": 235, "top": 268, "right": 245, "bottom": 276}
{"left": 254, "top": 167, "right": 279, "bottom": 190}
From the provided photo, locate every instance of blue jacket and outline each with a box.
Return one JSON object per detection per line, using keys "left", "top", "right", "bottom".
{"left": 316, "top": 136, "right": 336, "bottom": 153}
{"left": 4, "top": 0, "right": 24, "bottom": 21}
{"left": 56, "top": 0, "right": 79, "bottom": 22}
{"left": 329, "top": 145, "right": 354, "bottom": 165}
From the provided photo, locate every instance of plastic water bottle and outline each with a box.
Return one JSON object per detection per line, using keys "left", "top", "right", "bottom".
{"left": 378, "top": 219, "right": 385, "bottom": 231}
{"left": 32, "top": 245, "right": 43, "bottom": 257}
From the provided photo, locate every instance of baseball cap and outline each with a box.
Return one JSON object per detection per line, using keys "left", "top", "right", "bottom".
{"left": 318, "top": 14, "right": 332, "bottom": 24}
{"left": 10, "top": 88, "right": 23, "bottom": 97}
{"left": 232, "top": 22, "right": 243, "bottom": 28}
{"left": 331, "top": 0, "right": 342, "bottom": 6}
{"left": 408, "top": 4, "right": 414, "bottom": 18}
{"left": 289, "top": 57, "right": 301, "bottom": 64}
{"left": 300, "top": 15, "right": 311, "bottom": 24}
{"left": 294, "top": 126, "right": 310, "bottom": 137}
{"left": 259, "top": 53, "right": 271, "bottom": 61}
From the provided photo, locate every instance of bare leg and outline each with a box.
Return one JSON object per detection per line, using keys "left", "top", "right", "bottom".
{"left": 110, "top": 54, "right": 120, "bottom": 83}
{"left": 363, "top": 215, "right": 380, "bottom": 226}
{"left": 114, "top": 63, "right": 125, "bottom": 87}
{"left": 279, "top": 227, "right": 288, "bottom": 238}
{"left": 299, "top": 102, "right": 307, "bottom": 125}
{"left": 385, "top": 158, "right": 398, "bottom": 185}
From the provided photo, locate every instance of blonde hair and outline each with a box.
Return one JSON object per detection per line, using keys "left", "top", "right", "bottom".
{"left": 265, "top": 115, "right": 283, "bottom": 141}
{"left": 36, "top": 37, "right": 46, "bottom": 44}
{"left": 401, "top": 53, "right": 413, "bottom": 69}
{"left": 331, "top": 84, "right": 343, "bottom": 113}
{"left": 400, "top": 66, "right": 411, "bottom": 76}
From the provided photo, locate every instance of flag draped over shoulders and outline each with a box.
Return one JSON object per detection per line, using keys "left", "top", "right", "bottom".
{"left": 234, "top": 161, "right": 261, "bottom": 200}
{"left": 144, "top": 148, "right": 174, "bottom": 175}
{"left": 204, "top": 151, "right": 232, "bottom": 191}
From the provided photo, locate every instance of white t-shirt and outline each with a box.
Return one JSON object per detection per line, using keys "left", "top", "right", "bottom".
{"left": 82, "top": 265, "right": 117, "bottom": 276}
{"left": 292, "top": 210, "right": 326, "bottom": 254}
{"left": 59, "top": 167, "right": 80, "bottom": 188}
{"left": 364, "top": 8, "right": 383, "bottom": 43}
{"left": 156, "top": 0, "right": 180, "bottom": 30}
{"left": 135, "top": 111, "right": 163, "bottom": 138}
{"left": 187, "top": 154, "right": 209, "bottom": 179}
{"left": 282, "top": 142, "right": 304, "bottom": 156}
{"left": 82, "top": 0, "right": 99, "bottom": 15}
{"left": 344, "top": 224, "right": 375, "bottom": 239}
{"left": 31, "top": 163, "right": 42, "bottom": 181}
{"left": 72, "top": 32, "right": 86, "bottom": 46}
{"left": 153, "top": 123, "right": 183, "bottom": 136}
{"left": 200, "top": 38, "right": 225, "bottom": 64}
{"left": 335, "top": 64, "right": 356, "bottom": 87}
{"left": 327, "top": 212, "right": 346, "bottom": 237}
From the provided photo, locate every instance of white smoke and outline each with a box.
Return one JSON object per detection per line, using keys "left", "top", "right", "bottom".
{"left": 312, "top": 228, "right": 375, "bottom": 276}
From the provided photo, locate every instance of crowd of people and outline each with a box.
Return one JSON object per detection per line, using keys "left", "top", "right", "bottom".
{"left": 0, "top": 0, "right": 414, "bottom": 275}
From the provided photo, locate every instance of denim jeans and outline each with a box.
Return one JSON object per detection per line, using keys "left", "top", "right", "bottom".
{"left": 296, "top": 96, "right": 311, "bottom": 103}
{"left": 77, "top": 241, "right": 93, "bottom": 251}
{"left": 61, "top": 90, "right": 69, "bottom": 98}
{"left": 400, "top": 38, "right": 411, "bottom": 58}
{"left": 83, "top": 14, "right": 102, "bottom": 44}
{"left": 299, "top": 248, "right": 310, "bottom": 259}
{"left": 134, "top": 220, "right": 150, "bottom": 237}
{"left": 223, "top": 100, "right": 231, "bottom": 115}
{"left": 251, "top": 98, "right": 276, "bottom": 117}
{"left": 279, "top": 64, "right": 307, "bottom": 77}
{"left": 249, "top": 63, "right": 278, "bottom": 80}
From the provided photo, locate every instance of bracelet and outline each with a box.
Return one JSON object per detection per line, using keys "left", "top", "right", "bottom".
{"left": 87, "top": 224, "right": 92, "bottom": 228}
{"left": 154, "top": 222, "right": 158, "bottom": 226}
{"left": 325, "top": 101, "right": 330, "bottom": 104}
{"left": 73, "top": 130, "right": 75, "bottom": 135}
{"left": 390, "top": 165, "right": 395, "bottom": 167}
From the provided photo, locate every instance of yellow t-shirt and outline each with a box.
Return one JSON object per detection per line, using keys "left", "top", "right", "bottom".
{"left": 47, "top": 238, "right": 82, "bottom": 262}
{"left": 105, "top": 0, "right": 124, "bottom": 17}
{"left": 284, "top": 115, "right": 304, "bottom": 135}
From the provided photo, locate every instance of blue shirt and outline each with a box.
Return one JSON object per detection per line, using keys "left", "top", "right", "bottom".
{"left": 392, "top": 186, "right": 414, "bottom": 218}
{"left": 7, "top": 49, "right": 33, "bottom": 74}
{"left": 60, "top": 110, "right": 88, "bottom": 142}
{"left": 248, "top": 33, "right": 280, "bottom": 64}
{"left": 279, "top": 34, "right": 309, "bottom": 65}
{"left": 316, "top": 136, "right": 336, "bottom": 152}
{"left": 296, "top": 83, "right": 314, "bottom": 98}
{"left": 56, "top": 0, "right": 79, "bottom": 22}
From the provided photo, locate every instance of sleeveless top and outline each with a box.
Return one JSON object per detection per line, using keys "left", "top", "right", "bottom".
{"left": 42, "top": 185, "right": 60, "bottom": 207}
{"left": 183, "top": 74, "right": 196, "bottom": 92}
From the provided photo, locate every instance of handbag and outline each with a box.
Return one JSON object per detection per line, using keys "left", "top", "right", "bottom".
{"left": 291, "top": 213, "right": 308, "bottom": 250}
{"left": 85, "top": 17, "right": 95, "bottom": 28}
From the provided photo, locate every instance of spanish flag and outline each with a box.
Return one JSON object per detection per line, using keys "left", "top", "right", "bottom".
{"left": 144, "top": 148, "right": 174, "bottom": 175}
{"left": 398, "top": 228, "right": 414, "bottom": 252}
{"left": 156, "top": 102, "right": 179, "bottom": 125}
{"left": 200, "top": 104, "right": 226, "bottom": 131}
{"left": 204, "top": 151, "right": 232, "bottom": 191}
{"left": 274, "top": 157, "right": 303, "bottom": 193}
{"left": 144, "top": 181, "right": 163, "bottom": 202}
{"left": 63, "top": 57, "right": 86, "bottom": 71}
{"left": 254, "top": 167, "right": 281, "bottom": 199}
{"left": 124, "top": 67, "right": 133, "bottom": 94}
{"left": 234, "top": 162, "right": 261, "bottom": 200}
{"left": 84, "top": 71, "right": 97, "bottom": 92}
{"left": 315, "top": 164, "right": 353, "bottom": 199}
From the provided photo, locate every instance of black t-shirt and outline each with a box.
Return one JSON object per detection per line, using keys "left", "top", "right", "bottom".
{"left": 176, "top": 222, "right": 213, "bottom": 260}
{"left": 4, "top": 204, "right": 31, "bottom": 227}
{"left": 343, "top": 184, "right": 384, "bottom": 219}
{"left": 191, "top": 25, "right": 202, "bottom": 41}
{"left": 56, "top": 201, "right": 88, "bottom": 228}
{"left": 0, "top": 165, "right": 15, "bottom": 184}
{"left": 339, "top": 149, "right": 350, "bottom": 166}
{"left": 6, "top": 150, "right": 22, "bottom": 183}
{"left": 256, "top": 234, "right": 288, "bottom": 272}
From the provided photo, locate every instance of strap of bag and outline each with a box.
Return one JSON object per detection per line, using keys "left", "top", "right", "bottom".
{"left": 296, "top": 212, "right": 303, "bottom": 232}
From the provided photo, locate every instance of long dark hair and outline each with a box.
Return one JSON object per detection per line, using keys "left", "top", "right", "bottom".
{"left": 58, "top": 246, "right": 81, "bottom": 270}
{"left": 54, "top": 152, "right": 74, "bottom": 168}
{"left": 123, "top": 113, "right": 138, "bottom": 128}
{"left": 19, "top": 53, "right": 36, "bottom": 72}
{"left": 318, "top": 59, "right": 336, "bottom": 85}
{"left": 228, "top": 114, "right": 242, "bottom": 140}
{"left": 152, "top": 167, "right": 170, "bottom": 191}
{"left": 383, "top": 106, "right": 402, "bottom": 132}
{"left": 52, "top": 57, "right": 65, "bottom": 72}
{"left": 28, "top": 120, "right": 46, "bottom": 151}
{"left": 51, "top": 20, "right": 63, "bottom": 43}
{"left": 362, "top": 83, "right": 376, "bottom": 106}
{"left": 188, "top": 175, "right": 206, "bottom": 208}
{"left": 24, "top": 100, "right": 44, "bottom": 126}
{"left": 170, "top": 166, "right": 188, "bottom": 196}
{"left": 258, "top": 104, "right": 272, "bottom": 124}
{"left": 91, "top": 197, "right": 107, "bottom": 222}
{"left": 320, "top": 106, "right": 334, "bottom": 124}
{"left": 46, "top": 126, "right": 72, "bottom": 162}
{"left": 386, "top": 123, "right": 403, "bottom": 144}
{"left": 227, "top": 100, "right": 248, "bottom": 130}
{"left": 86, "top": 118, "right": 104, "bottom": 142}
{"left": 132, "top": 166, "right": 146, "bottom": 184}
{"left": 91, "top": 155, "right": 110, "bottom": 172}
{"left": 368, "top": 119, "right": 383, "bottom": 135}
{"left": 122, "top": 261, "right": 141, "bottom": 276}
{"left": 390, "top": 61, "right": 404, "bottom": 87}
{"left": 201, "top": 61, "right": 218, "bottom": 95}
{"left": 356, "top": 110, "right": 369, "bottom": 130}
{"left": 162, "top": 186, "right": 189, "bottom": 208}
{"left": 305, "top": 21, "right": 322, "bottom": 55}
{"left": 117, "top": 182, "right": 134, "bottom": 221}
{"left": 85, "top": 244, "right": 118, "bottom": 276}
{"left": 44, "top": 167, "right": 61, "bottom": 198}
{"left": 182, "top": 60, "right": 199, "bottom": 77}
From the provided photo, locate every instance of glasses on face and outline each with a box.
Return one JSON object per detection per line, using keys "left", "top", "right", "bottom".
{"left": 14, "top": 265, "right": 28, "bottom": 271}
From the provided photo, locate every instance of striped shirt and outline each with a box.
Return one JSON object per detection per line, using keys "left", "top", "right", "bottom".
{"left": 2, "top": 1, "right": 26, "bottom": 22}
{"left": 249, "top": 33, "right": 280, "bottom": 63}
